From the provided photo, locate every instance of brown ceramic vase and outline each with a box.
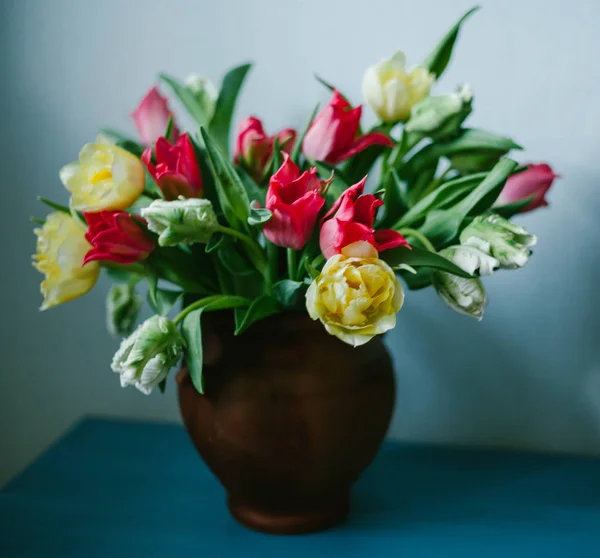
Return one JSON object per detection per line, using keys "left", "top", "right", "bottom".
{"left": 177, "top": 312, "right": 395, "bottom": 535}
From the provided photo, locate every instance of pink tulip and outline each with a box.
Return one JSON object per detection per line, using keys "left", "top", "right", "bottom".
{"left": 234, "top": 117, "right": 296, "bottom": 181}
{"left": 142, "top": 133, "right": 203, "bottom": 200}
{"left": 320, "top": 179, "right": 409, "bottom": 259}
{"left": 131, "top": 86, "right": 180, "bottom": 146}
{"left": 84, "top": 211, "right": 154, "bottom": 265}
{"left": 302, "top": 90, "right": 394, "bottom": 164}
{"left": 263, "top": 154, "right": 327, "bottom": 250}
{"left": 497, "top": 163, "right": 558, "bottom": 212}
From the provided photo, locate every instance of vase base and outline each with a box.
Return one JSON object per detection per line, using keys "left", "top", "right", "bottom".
{"left": 227, "top": 495, "right": 349, "bottom": 535}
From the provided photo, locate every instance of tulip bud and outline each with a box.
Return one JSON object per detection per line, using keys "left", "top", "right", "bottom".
{"left": 111, "top": 315, "right": 184, "bottom": 395}
{"left": 141, "top": 198, "right": 219, "bottom": 246}
{"left": 106, "top": 284, "right": 142, "bottom": 337}
{"left": 460, "top": 214, "right": 537, "bottom": 269}
{"left": 496, "top": 163, "right": 558, "bottom": 213}
{"left": 405, "top": 84, "right": 473, "bottom": 139}
{"left": 184, "top": 74, "right": 218, "bottom": 120}
{"left": 432, "top": 245, "right": 496, "bottom": 320}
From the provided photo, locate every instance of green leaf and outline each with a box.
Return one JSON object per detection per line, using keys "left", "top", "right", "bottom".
{"left": 248, "top": 206, "right": 272, "bottom": 226}
{"left": 200, "top": 127, "right": 250, "bottom": 230}
{"left": 395, "top": 172, "right": 488, "bottom": 228}
{"left": 234, "top": 295, "right": 280, "bottom": 335}
{"left": 401, "top": 267, "right": 433, "bottom": 290}
{"left": 127, "top": 194, "right": 155, "bottom": 215}
{"left": 30, "top": 216, "right": 46, "bottom": 226}
{"left": 291, "top": 103, "right": 320, "bottom": 165}
{"left": 406, "top": 160, "right": 439, "bottom": 205}
{"left": 273, "top": 279, "right": 306, "bottom": 309}
{"left": 181, "top": 308, "right": 206, "bottom": 394}
{"left": 160, "top": 74, "right": 211, "bottom": 128}
{"left": 37, "top": 197, "right": 70, "bottom": 214}
{"left": 217, "top": 239, "right": 254, "bottom": 276}
{"left": 303, "top": 256, "right": 320, "bottom": 279}
{"left": 378, "top": 170, "right": 408, "bottom": 228}
{"left": 105, "top": 266, "right": 144, "bottom": 284}
{"left": 493, "top": 196, "right": 535, "bottom": 219}
{"left": 158, "top": 378, "right": 167, "bottom": 393}
{"left": 181, "top": 296, "right": 251, "bottom": 394}
{"left": 419, "top": 158, "right": 518, "bottom": 246}
{"left": 205, "top": 232, "right": 225, "bottom": 253}
{"left": 147, "top": 287, "right": 184, "bottom": 316}
{"left": 382, "top": 245, "right": 474, "bottom": 278}
{"left": 209, "top": 63, "right": 252, "bottom": 153}
{"left": 423, "top": 6, "right": 480, "bottom": 79}
{"left": 237, "top": 167, "right": 266, "bottom": 205}
{"left": 400, "top": 128, "right": 521, "bottom": 180}
{"left": 190, "top": 137, "right": 220, "bottom": 211}
{"left": 314, "top": 74, "right": 336, "bottom": 94}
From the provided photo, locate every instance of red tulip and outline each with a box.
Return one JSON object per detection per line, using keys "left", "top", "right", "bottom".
{"left": 84, "top": 211, "right": 155, "bottom": 265}
{"left": 263, "top": 154, "right": 327, "bottom": 250}
{"left": 142, "top": 133, "right": 203, "bottom": 200}
{"left": 320, "top": 180, "right": 409, "bottom": 259}
{"left": 234, "top": 116, "right": 296, "bottom": 181}
{"left": 302, "top": 90, "right": 394, "bottom": 165}
{"left": 497, "top": 163, "right": 558, "bottom": 212}
{"left": 131, "top": 86, "right": 180, "bottom": 146}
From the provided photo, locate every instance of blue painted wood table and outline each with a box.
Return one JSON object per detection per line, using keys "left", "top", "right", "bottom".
{"left": 1, "top": 418, "right": 599, "bottom": 557}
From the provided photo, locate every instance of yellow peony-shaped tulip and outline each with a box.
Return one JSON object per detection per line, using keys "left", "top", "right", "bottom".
{"left": 306, "top": 241, "right": 404, "bottom": 347}
{"left": 362, "top": 51, "right": 434, "bottom": 123}
{"left": 59, "top": 136, "right": 145, "bottom": 212}
{"left": 32, "top": 212, "right": 100, "bottom": 310}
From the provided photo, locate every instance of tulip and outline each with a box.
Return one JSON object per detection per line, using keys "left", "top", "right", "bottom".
{"left": 83, "top": 211, "right": 154, "bottom": 265}
{"left": 362, "top": 51, "right": 435, "bottom": 123}
{"left": 111, "top": 315, "right": 184, "bottom": 395}
{"left": 106, "top": 283, "right": 142, "bottom": 337}
{"left": 131, "top": 86, "right": 180, "bottom": 146}
{"left": 319, "top": 179, "right": 409, "bottom": 259}
{"left": 460, "top": 214, "right": 537, "bottom": 269}
{"left": 496, "top": 164, "right": 558, "bottom": 212}
{"left": 234, "top": 116, "right": 296, "bottom": 181}
{"left": 302, "top": 91, "right": 394, "bottom": 164}
{"left": 32, "top": 212, "right": 100, "bottom": 310}
{"left": 432, "top": 245, "right": 495, "bottom": 320}
{"left": 405, "top": 84, "right": 473, "bottom": 139}
{"left": 306, "top": 241, "right": 404, "bottom": 347}
{"left": 142, "top": 133, "right": 203, "bottom": 200}
{"left": 60, "top": 136, "right": 145, "bottom": 212}
{"left": 141, "top": 198, "right": 219, "bottom": 246}
{"left": 262, "top": 155, "right": 327, "bottom": 250}
{"left": 184, "top": 74, "right": 219, "bottom": 122}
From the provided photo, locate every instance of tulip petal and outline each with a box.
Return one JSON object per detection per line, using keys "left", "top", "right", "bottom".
{"left": 330, "top": 132, "right": 394, "bottom": 164}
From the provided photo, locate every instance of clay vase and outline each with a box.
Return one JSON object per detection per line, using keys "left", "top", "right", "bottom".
{"left": 177, "top": 312, "right": 395, "bottom": 535}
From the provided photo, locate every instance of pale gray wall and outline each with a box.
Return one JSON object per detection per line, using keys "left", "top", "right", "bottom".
{"left": 2, "top": 0, "right": 599, "bottom": 486}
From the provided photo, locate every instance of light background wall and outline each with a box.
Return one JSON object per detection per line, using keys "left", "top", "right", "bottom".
{"left": 1, "top": 0, "right": 599, "bottom": 486}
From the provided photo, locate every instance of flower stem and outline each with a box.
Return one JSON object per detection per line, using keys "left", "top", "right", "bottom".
{"left": 267, "top": 242, "right": 279, "bottom": 288}
{"left": 398, "top": 228, "right": 436, "bottom": 252}
{"left": 173, "top": 295, "right": 250, "bottom": 325}
{"left": 287, "top": 248, "right": 297, "bottom": 281}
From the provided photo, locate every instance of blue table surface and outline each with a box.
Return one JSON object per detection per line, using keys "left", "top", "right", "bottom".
{"left": 1, "top": 418, "right": 599, "bottom": 557}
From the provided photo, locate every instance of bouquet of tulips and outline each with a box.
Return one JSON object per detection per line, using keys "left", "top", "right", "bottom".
{"left": 32, "top": 7, "right": 557, "bottom": 395}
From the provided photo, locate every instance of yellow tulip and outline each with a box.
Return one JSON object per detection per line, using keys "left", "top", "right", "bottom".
{"left": 59, "top": 136, "right": 145, "bottom": 212}
{"left": 32, "top": 212, "right": 100, "bottom": 310}
{"left": 362, "top": 51, "right": 434, "bottom": 123}
{"left": 306, "top": 241, "right": 404, "bottom": 347}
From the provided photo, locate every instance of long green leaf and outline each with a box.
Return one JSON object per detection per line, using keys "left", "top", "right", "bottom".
{"left": 419, "top": 158, "right": 517, "bottom": 246}
{"left": 181, "top": 296, "right": 250, "bottom": 394}
{"left": 493, "top": 196, "right": 535, "bottom": 218}
{"left": 160, "top": 74, "right": 211, "bottom": 128}
{"left": 291, "top": 103, "right": 320, "bottom": 165}
{"left": 234, "top": 295, "right": 280, "bottom": 335}
{"left": 400, "top": 128, "right": 521, "bottom": 179}
{"left": 273, "top": 279, "right": 306, "bottom": 310}
{"left": 37, "top": 197, "right": 70, "bottom": 214}
{"left": 423, "top": 6, "right": 480, "bottom": 79}
{"left": 382, "top": 246, "right": 474, "bottom": 278}
{"left": 378, "top": 171, "right": 408, "bottom": 228}
{"left": 200, "top": 127, "right": 250, "bottom": 230}
{"left": 147, "top": 287, "right": 184, "bottom": 317}
{"left": 395, "top": 172, "right": 488, "bottom": 228}
{"left": 209, "top": 63, "right": 252, "bottom": 153}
